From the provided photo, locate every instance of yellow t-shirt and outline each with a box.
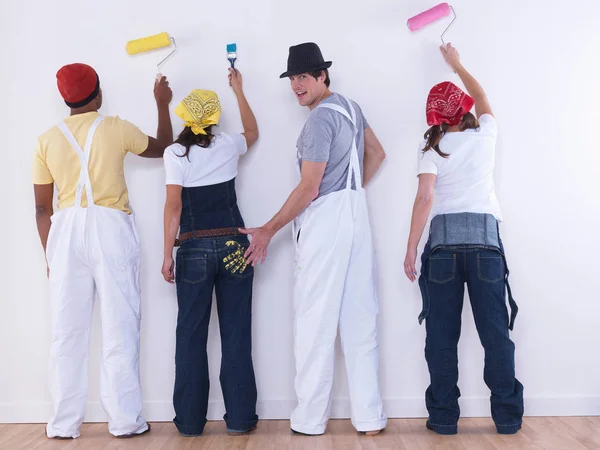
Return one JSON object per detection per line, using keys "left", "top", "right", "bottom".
{"left": 32, "top": 112, "right": 149, "bottom": 214}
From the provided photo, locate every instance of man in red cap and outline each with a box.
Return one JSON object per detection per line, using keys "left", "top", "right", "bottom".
{"left": 33, "top": 62, "right": 173, "bottom": 439}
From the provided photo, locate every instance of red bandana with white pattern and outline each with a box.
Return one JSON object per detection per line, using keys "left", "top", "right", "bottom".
{"left": 426, "top": 81, "right": 475, "bottom": 126}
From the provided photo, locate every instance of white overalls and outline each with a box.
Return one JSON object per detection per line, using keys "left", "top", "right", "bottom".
{"left": 290, "top": 98, "right": 387, "bottom": 435}
{"left": 45, "top": 117, "right": 148, "bottom": 438}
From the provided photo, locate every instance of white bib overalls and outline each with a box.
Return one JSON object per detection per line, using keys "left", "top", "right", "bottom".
{"left": 45, "top": 117, "right": 147, "bottom": 438}
{"left": 290, "top": 98, "right": 387, "bottom": 434}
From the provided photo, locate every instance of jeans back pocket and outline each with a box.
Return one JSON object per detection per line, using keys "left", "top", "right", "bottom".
{"left": 428, "top": 253, "right": 457, "bottom": 284}
{"left": 178, "top": 253, "right": 208, "bottom": 284}
{"left": 222, "top": 239, "right": 253, "bottom": 279}
{"left": 477, "top": 252, "right": 505, "bottom": 283}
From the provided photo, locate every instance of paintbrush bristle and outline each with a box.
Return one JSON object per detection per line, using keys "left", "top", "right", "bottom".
{"left": 227, "top": 43, "right": 237, "bottom": 57}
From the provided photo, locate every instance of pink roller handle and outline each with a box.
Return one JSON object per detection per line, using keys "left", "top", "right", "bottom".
{"left": 407, "top": 3, "right": 452, "bottom": 31}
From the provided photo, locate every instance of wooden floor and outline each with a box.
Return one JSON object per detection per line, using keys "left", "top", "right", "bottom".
{"left": 1, "top": 418, "right": 599, "bottom": 450}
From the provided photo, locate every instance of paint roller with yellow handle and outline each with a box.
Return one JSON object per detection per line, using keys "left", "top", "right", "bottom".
{"left": 126, "top": 32, "right": 177, "bottom": 77}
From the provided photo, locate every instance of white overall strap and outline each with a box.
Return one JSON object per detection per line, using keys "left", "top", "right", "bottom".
{"left": 57, "top": 116, "right": 104, "bottom": 207}
{"left": 316, "top": 99, "right": 362, "bottom": 190}
{"left": 338, "top": 96, "right": 362, "bottom": 189}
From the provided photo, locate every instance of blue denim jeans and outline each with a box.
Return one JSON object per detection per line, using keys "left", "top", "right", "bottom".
{"left": 419, "top": 244, "right": 524, "bottom": 435}
{"left": 173, "top": 235, "right": 258, "bottom": 435}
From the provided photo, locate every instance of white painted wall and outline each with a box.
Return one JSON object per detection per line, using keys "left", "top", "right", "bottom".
{"left": 1, "top": 0, "right": 599, "bottom": 423}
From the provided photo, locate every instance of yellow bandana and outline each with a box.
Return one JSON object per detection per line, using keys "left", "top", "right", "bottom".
{"left": 174, "top": 90, "right": 221, "bottom": 135}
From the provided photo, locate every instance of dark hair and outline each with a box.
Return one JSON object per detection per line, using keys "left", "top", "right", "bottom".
{"left": 308, "top": 69, "right": 331, "bottom": 88}
{"left": 174, "top": 125, "right": 216, "bottom": 159}
{"left": 423, "top": 112, "right": 479, "bottom": 158}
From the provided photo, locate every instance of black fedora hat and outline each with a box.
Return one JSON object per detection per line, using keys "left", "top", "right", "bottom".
{"left": 279, "top": 42, "right": 333, "bottom": 78}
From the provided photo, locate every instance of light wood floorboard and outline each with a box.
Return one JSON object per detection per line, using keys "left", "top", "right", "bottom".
{"left": 1, "top": 417, "right": 599, "bottom": 450}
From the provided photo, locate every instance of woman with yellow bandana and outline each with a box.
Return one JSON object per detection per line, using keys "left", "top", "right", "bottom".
{"left": 161, "top": 68, "right": 259, "bottom": 437}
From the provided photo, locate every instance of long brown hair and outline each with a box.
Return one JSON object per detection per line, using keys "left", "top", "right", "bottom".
{"left": 423, "top": 112, "right": 479, "bottom": 158}
{"left": 174, "top": 126, "right": 216, "bottom": 159}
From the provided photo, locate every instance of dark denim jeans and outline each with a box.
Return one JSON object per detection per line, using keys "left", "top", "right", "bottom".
{"left": 173, "top": 235, "right": 258, "bottom": 435}
{"left": 419, "top": 245, "right": 524, "bottom": 435}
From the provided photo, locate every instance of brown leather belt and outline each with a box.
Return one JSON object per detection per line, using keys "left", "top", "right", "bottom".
{"left": 175, "top": 227, "right": 241, "bottom": 247}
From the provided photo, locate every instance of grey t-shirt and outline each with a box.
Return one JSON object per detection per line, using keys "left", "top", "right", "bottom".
{"left": 296, "top": 93, "right": 369, "bottom": 198}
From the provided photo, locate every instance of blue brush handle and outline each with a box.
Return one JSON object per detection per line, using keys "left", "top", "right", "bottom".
{"left": 228, "top": 58, "right": 238, "bottom": 74}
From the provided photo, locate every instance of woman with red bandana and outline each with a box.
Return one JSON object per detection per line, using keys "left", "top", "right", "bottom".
{"left": 403, "top": 44, "right": 524, "bottom": 435}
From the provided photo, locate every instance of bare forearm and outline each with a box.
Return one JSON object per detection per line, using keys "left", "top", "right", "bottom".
{"left": 156, "top": 103, "right": 173, "bottom": 148}
{"left": 164, "top": 204, "right": 181, "bottom": 257}
{"left": 235, "top": 91, "right": 258, "bottom": 135}
{"left": 35, "top": 207, "right": 52, "bottom": 253}
{"left": 455, "top": 65, "right": 485, "bottom": 102}
{"left": 265, "top": 184, "right": 318, "bottom": 234}
{"left": 363, "top": 152, "right": 385, "bottom": 186}
{"left": 407, "top": 197, "right": 433, "bottom": 250}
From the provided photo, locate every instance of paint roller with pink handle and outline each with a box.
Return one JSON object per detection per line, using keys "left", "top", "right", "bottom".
{"left": 407, "top": 3, "right": 457, "bottom": 44}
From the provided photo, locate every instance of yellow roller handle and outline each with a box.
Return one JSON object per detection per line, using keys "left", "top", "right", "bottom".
{"left": 126, "top": 32, "right": 171, "bottom": 55}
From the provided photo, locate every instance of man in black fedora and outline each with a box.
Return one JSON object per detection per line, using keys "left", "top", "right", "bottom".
{"left": 240, "top": 42, "right": 387, "bottom": 436}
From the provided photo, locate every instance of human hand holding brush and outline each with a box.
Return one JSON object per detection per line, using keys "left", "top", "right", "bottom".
{"left": 440, "top": 43, "right": 493, "bottom": 118}
{"left": 229, "top": 68, "right": 259, "bottom": 150}
{"left": 154, "top": 75, "right": 173, "bottom": 106}
{"left": 440, "top": 42, "right": 462, "bottom": 72}
{"left": 138, "top": 75, "right": 174, "bottom": 158}
{"left": 228, "top": 68, "right": 243, "bottom": 95}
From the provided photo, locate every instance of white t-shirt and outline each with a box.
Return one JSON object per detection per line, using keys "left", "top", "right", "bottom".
{"left": 164, "top": 132, "right": 247, "bottom": 187}
{"left": 417, "top": 114, "right": 503, "bottom": 221}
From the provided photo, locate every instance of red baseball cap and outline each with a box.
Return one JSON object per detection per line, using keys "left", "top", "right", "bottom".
{"left": 56, "top": 63, "right": 100, "bottom": 108}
